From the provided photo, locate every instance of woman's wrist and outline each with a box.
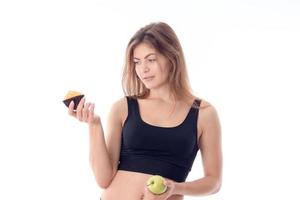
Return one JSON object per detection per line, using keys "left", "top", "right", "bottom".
{"left": 88, "top": 120, "right": 103, "bottom": 136}
{"left": 88, "top": 116, "right": 101, "bottom": 126}
{"left": 173, "top": 181, "right": 185, "bottom": 195}
{"left": 88, "top": 117, "right": 101, "bottom": 128}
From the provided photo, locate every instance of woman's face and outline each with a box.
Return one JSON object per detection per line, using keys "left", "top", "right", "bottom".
{"left": 133, "top": 42, "right": 170, "bottom": 89}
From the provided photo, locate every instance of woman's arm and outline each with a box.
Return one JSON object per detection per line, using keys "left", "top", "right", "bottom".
{"left": 69, "top": 97, "right": 124, "bottom": 189}
{"left": 173, "top": 176, "right": 220, "bottom": 196}
{"left": 88, "top": 122, "right": 115, "bottom": 189}
{"left": 174, "top": 103, "right": 222, "bottom": 196}
{"left": 89, "top": 99, "right": 124, "bottom": 189}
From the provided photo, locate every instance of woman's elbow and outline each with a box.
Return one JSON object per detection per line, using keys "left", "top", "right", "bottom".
{"left": 211, "top": 178, "right": 222, "bottom": 194}
{"left": 94, "top": 174, "right": 113, "bottom": 189}
{"left": 96, "top": 179, "right": 111, "bottom": 189}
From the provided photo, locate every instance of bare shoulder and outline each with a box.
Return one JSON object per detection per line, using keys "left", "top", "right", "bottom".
{"left": 111, "top": 96, "right": 127, "bottom": 110}
{"left": 199, "top": 98, "right": 216, "bottom": 113}
{"left": 109, "top": 96, "right": 128, "bottom": 127}
{"left": 197, "top": 98, "right": 221, "bottom": 138}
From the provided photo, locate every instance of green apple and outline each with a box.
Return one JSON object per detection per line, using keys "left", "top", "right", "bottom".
{"left": 146, "top": 175, "right": 167, "bottom": 195}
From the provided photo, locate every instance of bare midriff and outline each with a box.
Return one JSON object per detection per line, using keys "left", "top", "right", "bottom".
{"left": 101, "top": 170, "right": 184, "bottom": 200}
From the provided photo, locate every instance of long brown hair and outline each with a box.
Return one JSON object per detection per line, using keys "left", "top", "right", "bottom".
{"left": 121, "top": 22, "right": 199, "bottom": 109}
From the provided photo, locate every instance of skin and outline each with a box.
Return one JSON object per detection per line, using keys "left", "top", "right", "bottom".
{"left": 67, "top": 42, "right": 222, "bottom": 200}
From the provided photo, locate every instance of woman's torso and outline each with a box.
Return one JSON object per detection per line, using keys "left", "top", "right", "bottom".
{"left": 101, "top": 97, "right": 204, "bottom": 200}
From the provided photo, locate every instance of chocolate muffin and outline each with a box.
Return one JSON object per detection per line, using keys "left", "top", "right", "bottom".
{"left": 63, "top": 90, "right": 84, "bottom": 110}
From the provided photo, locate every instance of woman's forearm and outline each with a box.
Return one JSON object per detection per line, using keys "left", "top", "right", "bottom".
{"left": 173, "top": 176, "right": 221, "bottom": 196}
{"left": 88, "top": 122, "right": 114, "bottom": 189}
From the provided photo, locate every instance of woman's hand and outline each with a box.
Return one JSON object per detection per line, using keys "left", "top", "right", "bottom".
{"left": 141, "top": 179, "right": 176, "bottom": 200}
{"left": 68, "top": 97, "right": 100, "bottom": 126}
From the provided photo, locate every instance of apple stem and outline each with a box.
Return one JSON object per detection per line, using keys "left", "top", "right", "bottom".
{"left": 147, "top": 181, "right": 154, "bottom": 186}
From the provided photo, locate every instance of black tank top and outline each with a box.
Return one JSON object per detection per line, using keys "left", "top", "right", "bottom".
{"left": 117, "top": 96, "right": 201, "bottom": 182}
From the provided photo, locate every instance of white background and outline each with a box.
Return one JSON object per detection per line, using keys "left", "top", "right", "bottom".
{"left": 0, "top": 0, "right": 299, "bottom": 199}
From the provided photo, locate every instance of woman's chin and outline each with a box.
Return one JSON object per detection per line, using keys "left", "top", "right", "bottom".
{"left": 145, "top": 84, "right": 161, "bottom": 90}
{"left": 142, "top": 82, "right": 153, "bottom": 88}
{"left": 143, "top": 81, "right": 167, "bottom": 90}
{"left": 145, "top": 85, "right": 153, "bottom": 89}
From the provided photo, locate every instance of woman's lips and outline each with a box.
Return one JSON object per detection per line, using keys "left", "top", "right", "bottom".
{"left": 143, "top": 76, "right": 155, "bottom": 81}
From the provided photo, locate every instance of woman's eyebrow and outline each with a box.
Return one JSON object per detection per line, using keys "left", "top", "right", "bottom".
{"left": 133, "top": 53, "right": 156, "bottom": 60}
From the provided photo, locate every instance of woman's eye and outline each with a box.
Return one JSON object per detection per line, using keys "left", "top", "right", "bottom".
{"left": 148, "top": 59, "right": 156, "bottom": 63}
{"left": 133, "top": 60, "right": 140, "bottom": 65}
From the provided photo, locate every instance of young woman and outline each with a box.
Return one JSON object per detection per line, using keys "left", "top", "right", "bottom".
{"left": 68, "top": 22, "right": 222, "bottom": 200}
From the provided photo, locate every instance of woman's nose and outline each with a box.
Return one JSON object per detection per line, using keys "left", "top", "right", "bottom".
{"left": 143, "top": 67, "right": 149, "bottom": 73}
{"left": 142, "top": 63, "right": 150, "bottom": 73}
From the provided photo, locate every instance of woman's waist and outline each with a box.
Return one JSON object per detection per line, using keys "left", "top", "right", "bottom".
{"left": 101, "top": 170, "right": 183, "bottom": 200}
{"left": 101, "top": 170, "right": 149, "bottom": 200}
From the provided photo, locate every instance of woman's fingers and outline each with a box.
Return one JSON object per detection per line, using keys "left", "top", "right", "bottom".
{"left": 76, "top": 97, "right": 86, "bottom": 121}
{"left": 88, "top": 103, "right": 95, "bottom": 123}
{"left": 68, "top": 101, "right": 76, "bottom": 117}
{"left": 82, "top": 102, "right": 91, "bottom": 122}
{"left": 67, "top": 97, "right": 97, "bottom": 124}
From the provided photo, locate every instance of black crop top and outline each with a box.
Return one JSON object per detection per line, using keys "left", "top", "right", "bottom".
{"left": 117, "top": 96, "right": 201, "bottom": 182}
